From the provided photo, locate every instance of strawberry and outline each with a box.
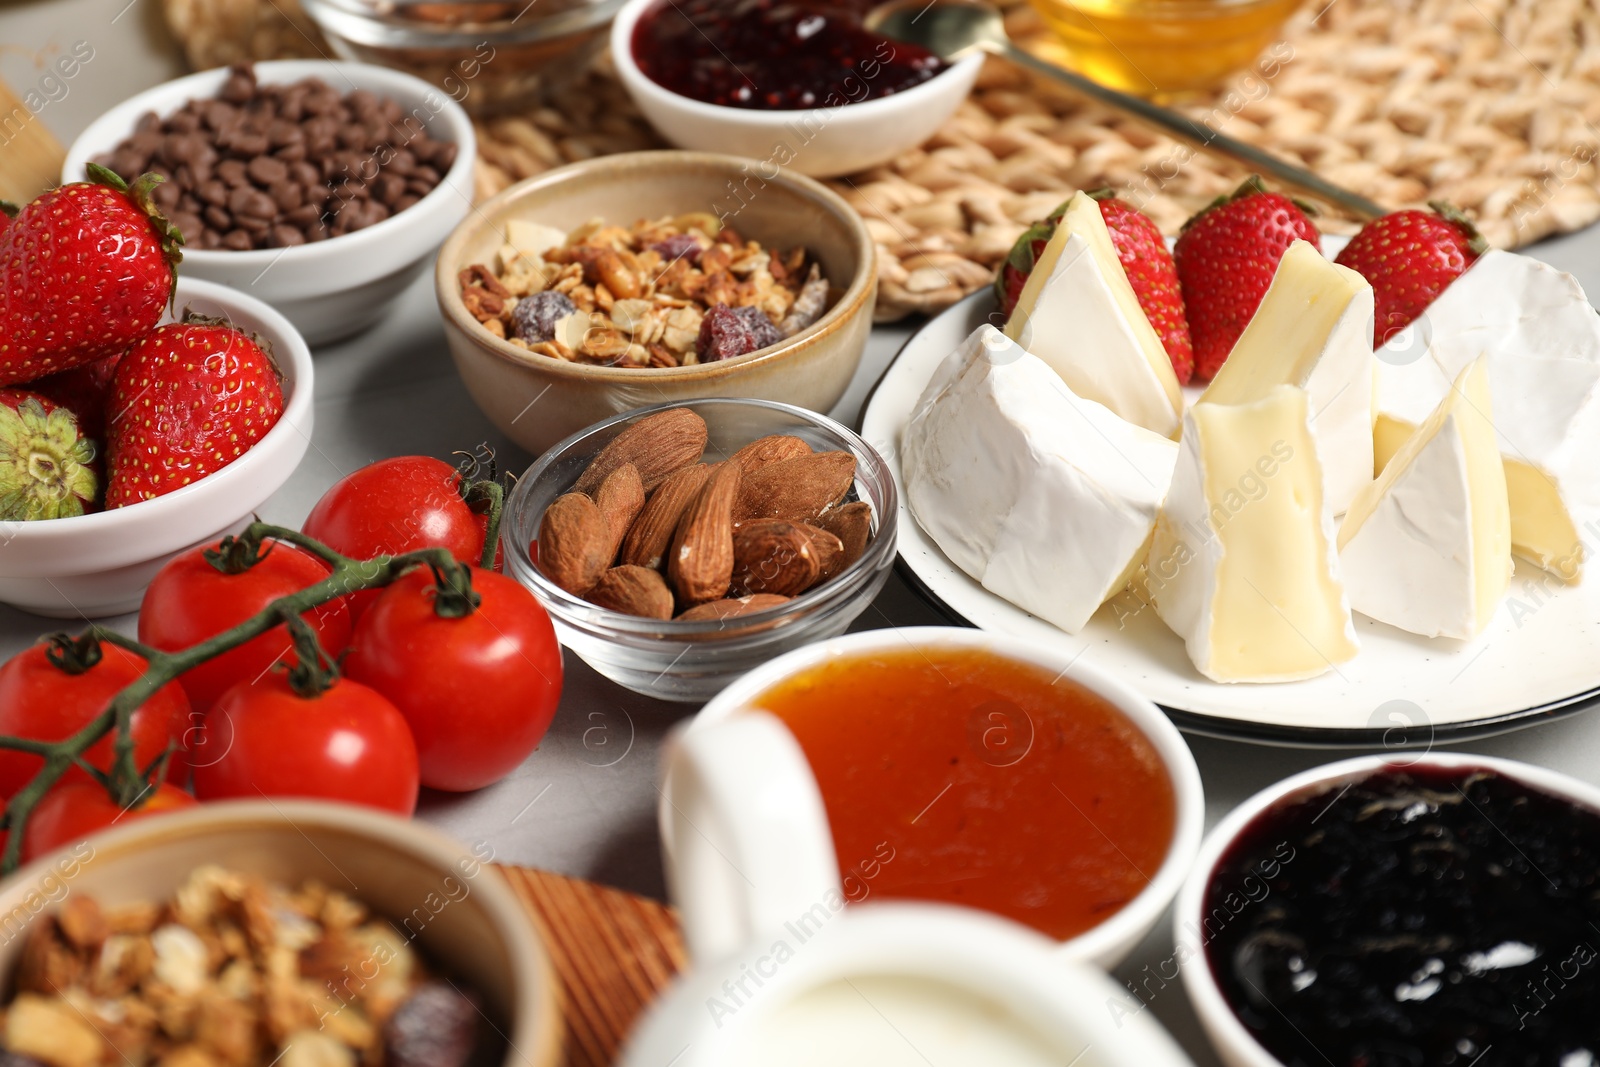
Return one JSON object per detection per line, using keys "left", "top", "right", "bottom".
{"left": 26, "top": 355, "right": 122, "bottom": 441}
{"left": 0, "top": 389, "right": 99, "bottom": 520}
{"left": 1173, "top": 176, "right": 1320, "bottom": 380}
{"left": 1093, "top": 192, "right": 1193, "bottom": 384}
{"left": 104, "top": 316, "right": 284, "bottom": 508}
{"left": 0, "top": 164, "right": 182, "bottom": 386}
{"left": 1334, "top": 201, "right": 1487, "bottom": 348}
{"left": 994, "top": 192, "right": 1193, "bottom": 382}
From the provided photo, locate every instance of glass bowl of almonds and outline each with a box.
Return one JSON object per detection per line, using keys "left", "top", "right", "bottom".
{"left": 504, "top": 398, "right": 897, "bottom": 702}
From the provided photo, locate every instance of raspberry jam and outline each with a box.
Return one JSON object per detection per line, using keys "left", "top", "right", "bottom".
{"left": 1204, "top": 765, "right": 1600, "bottom": 1067}
{"left": 631, "top": 0, "right": 946, "bottom": 110}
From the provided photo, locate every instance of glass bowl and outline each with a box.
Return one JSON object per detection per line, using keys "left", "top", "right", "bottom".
{"left": 299, "top": 0, "right": 623, "bottom": 114}
{"left": 504, "top": 398, "right": 898, "bottom": 703}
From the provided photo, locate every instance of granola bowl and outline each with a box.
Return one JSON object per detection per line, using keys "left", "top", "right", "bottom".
{"left": 0, "top": 799, "right": 562, "bottom": 1067}
{"left": 503, "top": 398, "right": 898, "bottom": 702}
{"left": 436, "top": 151, "right": 877, "bottom": 456}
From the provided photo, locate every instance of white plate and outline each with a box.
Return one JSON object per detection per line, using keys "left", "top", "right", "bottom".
{"left": 861, "top": 252, "right": 1600, "bottom": 747}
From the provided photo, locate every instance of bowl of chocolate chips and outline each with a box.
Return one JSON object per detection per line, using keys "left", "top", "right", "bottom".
{"left": 436, "top": 150, "right": 877, "bottom": 455}
{"left": 64, "top": 60, "right": 476, "bottom": 346}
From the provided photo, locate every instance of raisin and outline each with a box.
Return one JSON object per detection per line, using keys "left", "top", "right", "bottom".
{"left": 383, "top": 982, "right": 479, "bottom": 1067}
{"left": 511, "top": 291, "right": 577, "bottom": 344}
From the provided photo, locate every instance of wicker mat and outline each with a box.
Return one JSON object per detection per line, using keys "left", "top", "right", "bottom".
{"left": 165, "top": 0, "right": 1600, "bottom": 320}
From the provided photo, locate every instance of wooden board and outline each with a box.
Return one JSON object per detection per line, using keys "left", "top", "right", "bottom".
{"left": 0, "top": 77, "right": 66, "bottom": 204}
{"left": 496, "top": 866, "right": 687, "bottom": 1067}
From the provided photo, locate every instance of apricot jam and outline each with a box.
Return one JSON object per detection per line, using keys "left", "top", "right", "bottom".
{"left": 630, "top": 0, "right": 946, "bottom": 110}
{"left": 1206, "top": 765, "right": 1600, "bottom": 1066}
{"left": 753, "top": 646, "right": 1176, "bottom": 941}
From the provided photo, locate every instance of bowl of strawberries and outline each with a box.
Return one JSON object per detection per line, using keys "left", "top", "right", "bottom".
{"left": 0, "top": 167, "right": 313, "bottom": 619}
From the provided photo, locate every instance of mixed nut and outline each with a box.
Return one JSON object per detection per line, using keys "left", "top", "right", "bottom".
{"left": 535, "top": 408, "right": 873, "bottom": 621}
{"left": 2, "top": 866, "right": 488, "bottom": 1067}
{"left": 93, "top": 64, "right": 456, "bottom": 250}
{"left": 458, "top": 214, "right": 833, "bottom": 367}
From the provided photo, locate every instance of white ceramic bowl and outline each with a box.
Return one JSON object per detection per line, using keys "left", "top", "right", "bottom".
{"left": 0, "top": 277, "right": 314, "bottom": 619}
{"left": 1176, "top": 753, "right": 1600, "bottom": 1067}
{"left": 611, "top": 0, "right": 984, "bottom": 178}
{"left": 62, "top": 60, "right": 476, "bottom": 347}
{"left": 678, "top": 626, "right": 1205, "bottom": 970}
{"left": 621, "top": 902, "right": 1195, "bottom": 1067}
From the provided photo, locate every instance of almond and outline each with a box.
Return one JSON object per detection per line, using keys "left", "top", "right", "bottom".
{"left": 730, "top": 520, "right": 820, "bottom": 597}
{"left": 620, "top": 462, "right": 710, "bottom": 571}
{"left": 668, "top": 461, "right": 741, "bottom": 605}
{"left": 537, "top": 493, "right": 610, "bottom": 595}
{"left": 728, "top": 434, "right": 812, "bottom": 474}
{"left": 594, "top": 462, "right": 645, "bottom": 563}
{"left": 733, "top": 450, "right": 856, "bottom": 524}
{"left": 815, "top": 501, "right": 872, "bottom": 578}
{"left": 586, "top": 565, "right": 674, "bottom": 619}
{"left": 676, "top": 594, "right": 791, "bottom": 621}
{"left": 797, "top": 522, "right": 847, "bottom": 583}
{"left": 574, "top": 407, "right": 708, "bottom": 495}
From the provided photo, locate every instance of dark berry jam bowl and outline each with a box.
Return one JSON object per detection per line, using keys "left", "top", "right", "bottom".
{"left": 435, "top": 151, "right": 877, "bottom": 456}
{"left": 610, "top": 0, "right": 983, "bottom": 178}
{"left": 62, "top": 60, "right": 476, "bottom": 347}
{"left": 1175, "top": 753, "right": 1600, "bottom": 1067}
{"left": 504, "top": 398, "right": 898, "bottom": 703}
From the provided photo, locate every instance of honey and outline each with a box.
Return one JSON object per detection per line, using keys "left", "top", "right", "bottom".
{"left": 754, "top": 646, "right": 1176, "bottom": 941}
{"left": 1023, "top": 0, "right": 1304, "bottom": 97}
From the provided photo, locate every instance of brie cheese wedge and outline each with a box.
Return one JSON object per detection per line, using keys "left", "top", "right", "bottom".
{"left": 1339, "top": 359, "right": 1511, "bottom": 639}
{"left": 1200, "top": 239, "right": 1375, "bottom": 516}
{"left": 903, "top": 325, "right": 1180, "bottom": 634}
{"left": 1375, "top": 250, "right": 1600, "bottom": 579}
{"left": 1002, "top": 192, "right": 1183, "bottom": 437}
{"left": 1149, "top": 384, "right": 1360, "bottom": 683}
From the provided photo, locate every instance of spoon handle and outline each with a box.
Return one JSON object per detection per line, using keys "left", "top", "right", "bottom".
{"left": 992, "top": 42, "right": 1388, "bottom": 220}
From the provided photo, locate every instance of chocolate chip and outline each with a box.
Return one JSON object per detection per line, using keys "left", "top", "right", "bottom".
{"left": 152, "top": 181, "right": 182, "bottom": 212}
{"left": 204, "top": 206, "right": 232, "bottom": 230}
{"left": 199, "top": 229, "right": 223, "bottom": 249}
{"left": 272, "top": 183, "right": 305, "bottom": 212}
{"left": 216, "top": 159, "right": 248, "bottom": 187}
{"left": 168, "top": 212, "right": 204, "bottom": 240}
{"left": 371, "top": 174, "right": 406, "bottom": 207}
{"left": 221, "top": 230, "right": 253, "bottom": 251}
{"left": 246, "top": 156, "right": 288, "bottom": 186}
{"left": 285, "top": 203, "right": 322, "bottom": 227}
{"left": 269, "top": 225, "right": 306, "bottom": 247}
{"left": 219, "top": 66, "right": 256, "bottom": 104}
{"left": 228, "top": 186, "right": 277, "bottom": 221}
{"left": 198, "top": 180, "right": 230, "bottom": 207}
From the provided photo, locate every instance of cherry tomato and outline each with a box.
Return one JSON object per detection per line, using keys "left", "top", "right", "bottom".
{"left": 139, "top": 539, "right": 351, "bottom": 715}
{"left": 191, "top": 673, "right": 419, "bottom": 814}
{"left": 23, "top": 781, "right": 196, "bottom": 862}
{"left": 302, "top": 456, "right": 480, "bottom": 619}
{"left": 0, "top": 640, "right": 191, "bottom": 799}
{"left": 345, "top": 566, "right": 562, "bottom": 792}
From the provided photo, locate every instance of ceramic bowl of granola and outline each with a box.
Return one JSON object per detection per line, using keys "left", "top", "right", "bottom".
{"left": 0, "top": 799, "right": 561, "bottom": 1067}
{"left": 435, "top": 150, "right": 877, "bottom": 456}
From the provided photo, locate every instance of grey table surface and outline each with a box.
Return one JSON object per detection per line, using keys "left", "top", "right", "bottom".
{"left": 5, "top": 1, "right": 1600, "bottom": 1059}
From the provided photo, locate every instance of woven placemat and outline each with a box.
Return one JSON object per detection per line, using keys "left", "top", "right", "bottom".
{"left": 163, "top": 0, "right": 1600, "bottom": 320}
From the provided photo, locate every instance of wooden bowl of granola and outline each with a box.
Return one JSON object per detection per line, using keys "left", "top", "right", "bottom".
{"left": 435, "top": 151, "right": 877, "bottom": 455}
{"left": 0, "top": 800, "right": 561, "bottom": 1067}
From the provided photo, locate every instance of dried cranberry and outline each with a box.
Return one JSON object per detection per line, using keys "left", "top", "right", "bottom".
{"left": 383, "top": 982, "right": 479, "bottom": 1067}
{"left": 511, "top": 291, "right": 576, "bottom": 344}
{"left": 730, "top": 305, "right": 783, "bottom": 350}
{"left": 697, "top": 304, "right": 754, "bottom": 361}
{"left": 651, "top": 234, "right": 702, "bottom": 266}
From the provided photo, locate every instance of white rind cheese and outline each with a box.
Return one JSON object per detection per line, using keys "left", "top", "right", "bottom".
{"left": 1002, "top": 192, "right": 1182, "bottom": 437}
{"left": 1149, "top": 384, "right": 1359, "bottom": 683}
{"left": 1339, "top": 359, "right": 1512, "bottom": 640}
{"left": 903, "top": 325, "right": 1180, "bottom": 635}
{"left": 1200, "top": 239, "right": 1375, "bottom": 516}
{"left": 1376, "top": 250, "right": 1600, "bottom": 578}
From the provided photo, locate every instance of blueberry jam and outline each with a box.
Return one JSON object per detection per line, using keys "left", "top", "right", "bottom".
{"left": 1205, "top": 765, "right": 1600, "bottom": 1067}
{"left": 631, "top": 0, "right": 946, "bottom": 110}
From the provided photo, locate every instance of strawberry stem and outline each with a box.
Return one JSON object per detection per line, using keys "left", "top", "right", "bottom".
{"left": 0, "top": 524, "right": 475, "bottom": 874}
{"left": 1426, "top": 199, "right": 1490, "bottom": 255}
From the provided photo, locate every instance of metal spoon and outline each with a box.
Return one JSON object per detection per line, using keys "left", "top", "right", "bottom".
{"left": 864, "top": 0, "right": 1387, "bottom": 220}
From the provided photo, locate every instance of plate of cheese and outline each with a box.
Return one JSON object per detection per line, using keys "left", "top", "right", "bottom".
{"left": 861, "top": 197, "right": 1600, "bottom": 745}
